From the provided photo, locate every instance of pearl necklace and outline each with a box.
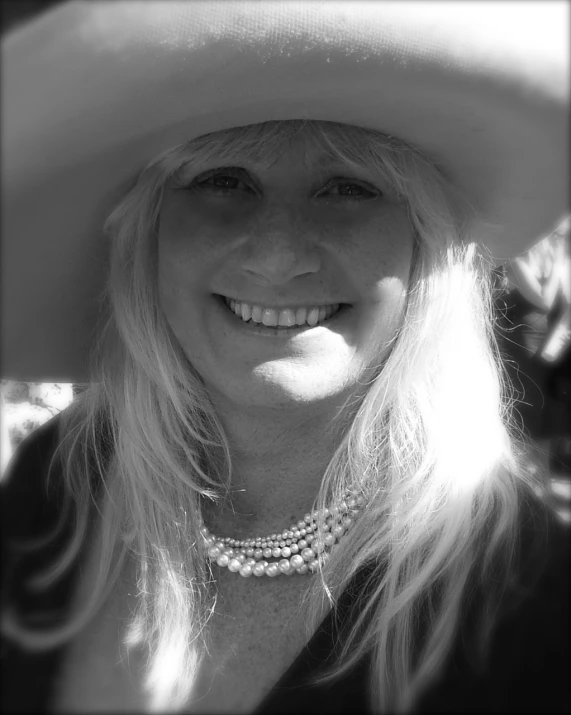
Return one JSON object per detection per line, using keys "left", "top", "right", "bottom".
{"left": 200, "top": 490, "right": 364, "bottom": 578}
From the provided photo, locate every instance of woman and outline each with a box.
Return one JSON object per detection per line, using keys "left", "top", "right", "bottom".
{"left": 1, "top": 2, "right": 569, "bottom": 713}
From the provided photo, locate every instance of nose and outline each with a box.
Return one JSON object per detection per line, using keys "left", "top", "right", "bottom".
{"left": 239, "top": 209, "right": 321, "bottom": 286}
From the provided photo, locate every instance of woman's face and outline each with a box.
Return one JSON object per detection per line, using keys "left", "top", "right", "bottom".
{"left": 157, "top": 137, "right": 414, "bottom": 412}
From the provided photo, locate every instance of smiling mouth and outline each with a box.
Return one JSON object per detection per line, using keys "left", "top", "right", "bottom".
{"left": 215, "top": 294, "right": 350, "bottom": 329}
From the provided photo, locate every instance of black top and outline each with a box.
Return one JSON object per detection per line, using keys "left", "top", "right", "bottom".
{"left": 1, "top": 417, "right": 569, "bottom": 714}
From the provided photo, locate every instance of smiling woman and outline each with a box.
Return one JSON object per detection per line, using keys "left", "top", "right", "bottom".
{"left": 155, "top": 123, "right": 415, "bottom": 425}
{"left": 1, "top": 3, "right": 569, "bottom": 714}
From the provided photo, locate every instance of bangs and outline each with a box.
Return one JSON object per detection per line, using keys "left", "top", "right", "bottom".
{"left": 145, "top": 119, "right": 427, "bottom": 201}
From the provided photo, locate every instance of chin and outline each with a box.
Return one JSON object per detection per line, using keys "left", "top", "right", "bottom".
{"left": 216, "top": 364, "right": 351, "bottom": 409}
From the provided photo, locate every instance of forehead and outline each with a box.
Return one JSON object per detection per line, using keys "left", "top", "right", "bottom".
{"left": 211, "top": 148, "right": 359, "bottom": 175}
{"left": 185, "top": 121, "right": 377, "bottom": 171}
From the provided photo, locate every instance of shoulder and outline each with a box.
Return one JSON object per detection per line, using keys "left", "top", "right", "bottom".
{"left": 2, "top": 412, "right": 62, "bottom": 483}
{"left": 420, "top": 495, "right": 570, "bottom": 713}
{"left": 0, "top": 414, "right": 79, "bottom": 713}
{"left": 482, "top": 510, "right": 569, "bottom": 712}
{"left": 1, "top": 413, "right": 65, "bottom": 543}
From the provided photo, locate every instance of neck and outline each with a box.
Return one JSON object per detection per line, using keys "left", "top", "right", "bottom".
{"left": 202, "top": 392, "right": 357, "bottom": 538}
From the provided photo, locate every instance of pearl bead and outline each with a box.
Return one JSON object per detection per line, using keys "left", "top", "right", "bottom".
{"left": 228, "top": 558, "right": 242, "bottom": 573}
{"left": 205, "top": 491, "right": 364, "bottom": 577}
{"left": 253, "top": 562, "right": 266, "bottom": 577}
{"left": 290, "top": 554, "right": 304, "bottom": 569}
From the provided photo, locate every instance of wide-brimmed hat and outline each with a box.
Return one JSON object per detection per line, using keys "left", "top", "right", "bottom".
{"left": 1, "top": 1, "right": 568, "bottom": 382}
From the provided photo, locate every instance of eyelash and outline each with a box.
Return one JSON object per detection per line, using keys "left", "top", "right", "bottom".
{"left": 188, "top": 171, "right": 381, "bottom": 201}
{"left": 191, "top": 173, "right": 256, "bottom": 195}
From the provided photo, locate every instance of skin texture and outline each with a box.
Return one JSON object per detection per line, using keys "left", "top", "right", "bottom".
{"left": 157, "top": 138, "right": 414, "bottom": 535}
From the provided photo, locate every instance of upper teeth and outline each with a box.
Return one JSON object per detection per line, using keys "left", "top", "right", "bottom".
{"left": 225, "top": 298, "right": 341, "bottom": 327}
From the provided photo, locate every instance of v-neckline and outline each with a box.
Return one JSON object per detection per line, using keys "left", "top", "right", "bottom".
{"left": 253, "top": 565, "right": 374, "bottom": 713}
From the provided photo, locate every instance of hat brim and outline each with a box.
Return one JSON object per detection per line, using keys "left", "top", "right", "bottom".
{"left": 1, "top": 1, "right": 569, "bottom": 381}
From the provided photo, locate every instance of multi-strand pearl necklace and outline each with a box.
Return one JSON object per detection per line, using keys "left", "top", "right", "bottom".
{"left": 200, "top": 490, "right": 364, "bottom": 578}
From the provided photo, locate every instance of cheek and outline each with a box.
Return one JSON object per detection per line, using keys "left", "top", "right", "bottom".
{"left": 335, "top": 214, "right": 412, "bottom": 353}
{"left": 333, "top": 211, "right": 414, "bottom": 301}
{"left": 157, "top": 230, "right": 202, "bottom": 330}
{"left": 157, "top": 198, "right": 221, "bottom": 296}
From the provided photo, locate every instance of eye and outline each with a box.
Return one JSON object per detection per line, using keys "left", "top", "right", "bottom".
{"left": 318, "top": 179, "right": 381, "bottom": 201}
{"left": 188, "top": 169, "right": 256, "bottom": 196}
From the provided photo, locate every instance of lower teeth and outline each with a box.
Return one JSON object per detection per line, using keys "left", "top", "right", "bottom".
{"left": 248, "top": 320, "right": 304, "bottom": 328}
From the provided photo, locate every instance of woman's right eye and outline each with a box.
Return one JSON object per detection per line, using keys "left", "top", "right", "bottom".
{"left": 190, "top": 172, "right": 255, "bottom": 195}
{"left": 200, "top": 175, "right": 239, "bottom": 190}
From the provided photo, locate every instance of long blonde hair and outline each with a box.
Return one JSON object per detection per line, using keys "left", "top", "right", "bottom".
{"left": 3, "top": 120, "right": 550, "bottom": 712}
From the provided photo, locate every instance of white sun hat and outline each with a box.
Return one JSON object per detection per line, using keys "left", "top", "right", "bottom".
{"left": 1, "top": 1, "right": 568, "bottom": 382}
